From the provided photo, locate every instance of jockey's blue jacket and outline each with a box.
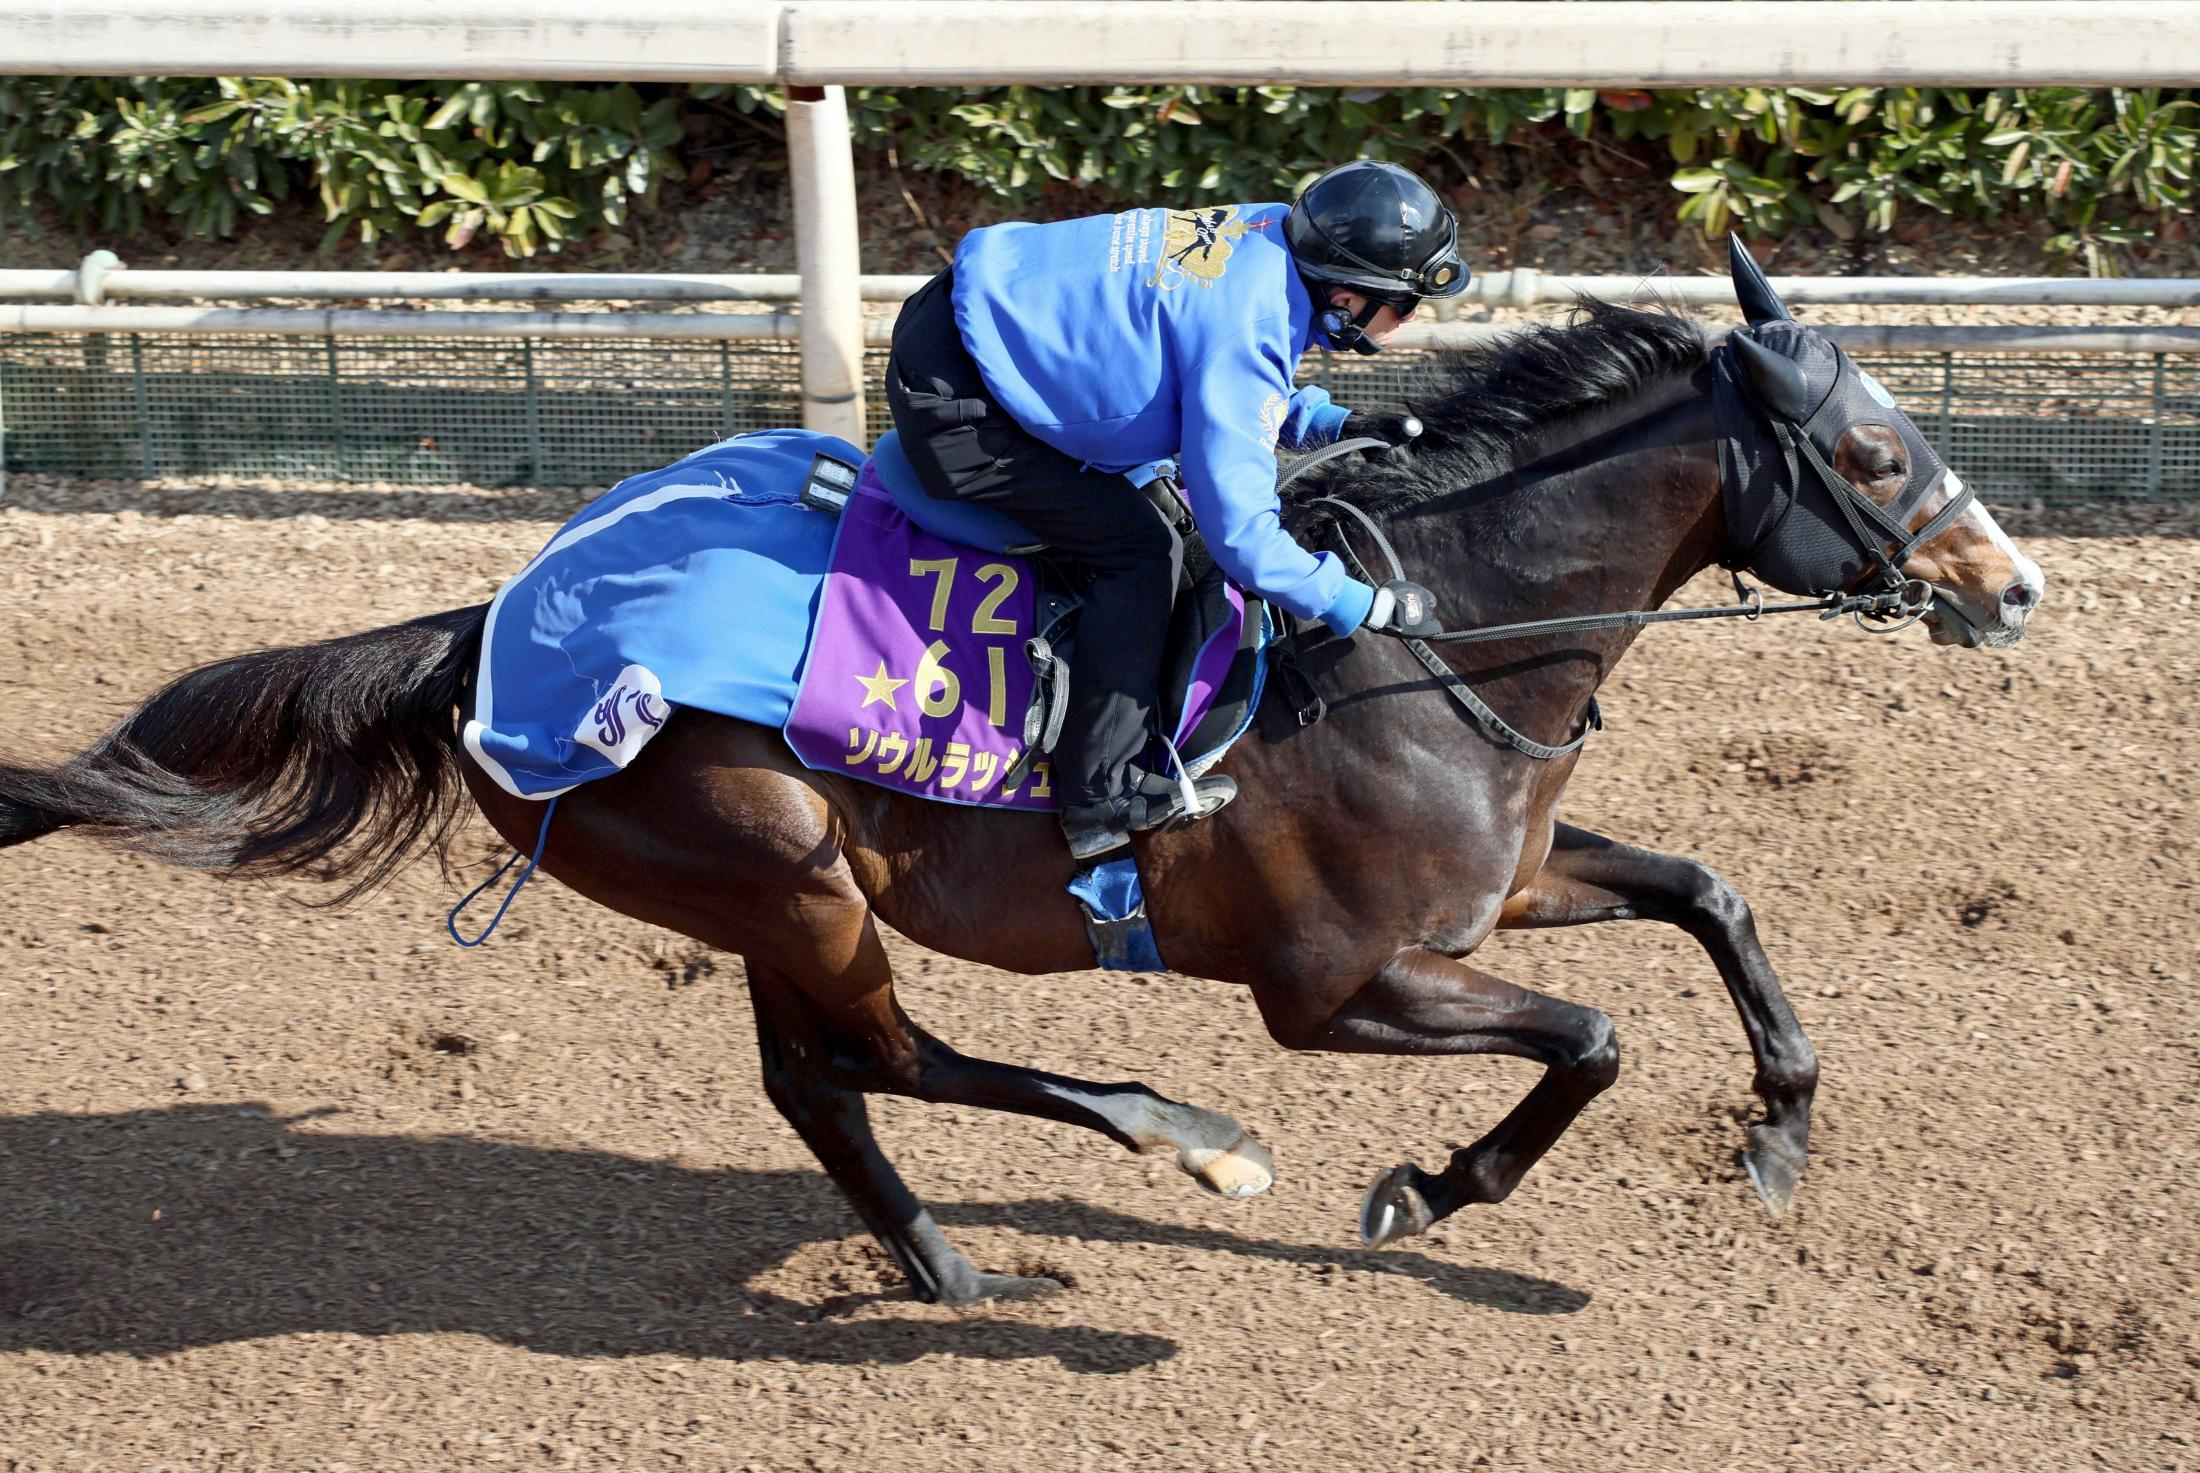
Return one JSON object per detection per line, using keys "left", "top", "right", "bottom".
{"left": 951, "top": 202, "right": 1375, "bottom": 635}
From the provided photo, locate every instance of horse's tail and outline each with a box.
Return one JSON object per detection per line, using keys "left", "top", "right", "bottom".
{"left": 0, "top": 603, "right": 489, "bottom": 905}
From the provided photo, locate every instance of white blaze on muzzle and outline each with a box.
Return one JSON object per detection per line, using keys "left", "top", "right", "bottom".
{"left": 1943, "top": 471, "right": 2048, "bottom": 624}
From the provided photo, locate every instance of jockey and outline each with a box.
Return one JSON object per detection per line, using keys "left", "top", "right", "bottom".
{"left": 884, "top": 160, "right": 1469, "bottom": 860}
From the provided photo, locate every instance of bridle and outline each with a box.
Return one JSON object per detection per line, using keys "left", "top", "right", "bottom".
{"left": 1717, "top": 339, "right": 1976, "bottom": 617}
{"left": 1275, "top": 351, "right": 1973, "bottom": 760}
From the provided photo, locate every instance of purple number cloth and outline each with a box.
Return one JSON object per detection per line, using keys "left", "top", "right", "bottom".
{"left": 785, "top": 468, "right": 1059, "bottom": 808}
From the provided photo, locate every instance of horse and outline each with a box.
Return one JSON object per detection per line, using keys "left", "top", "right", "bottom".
{"left": 0, "top": 248, "right": 2046, "bottom": 1305}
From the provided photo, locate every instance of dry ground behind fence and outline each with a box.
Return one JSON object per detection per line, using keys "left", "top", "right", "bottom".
{"left": 0, "top": 476, "right": 2193, "bottom": 1471}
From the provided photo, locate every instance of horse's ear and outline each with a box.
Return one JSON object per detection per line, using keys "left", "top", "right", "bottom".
{"left": 1730, "top": 329, "right": 1814, "bottom": 421}
{"left": 1728, "top": 233, "right": 1794, "bottom": 327}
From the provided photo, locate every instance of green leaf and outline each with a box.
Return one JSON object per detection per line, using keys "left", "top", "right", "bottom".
{"left": 180, "top": 99, "right": 247, "bottom": 127}
{"left": 444, "top": 204, "right": 484, "bottom": 250}
{"left": 425, "top": 93, "right": 470, "bottom": 131}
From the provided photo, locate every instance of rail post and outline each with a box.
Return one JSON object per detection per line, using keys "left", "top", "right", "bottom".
{"left": 522, "top": 336, "right": 542, "bottom": 484}
{"left": 2147, "top": 352, "right": 2166, "bottom": 499}
{"left": 783, "top": 85, "right": 867, "bottom": 445}
{"left": 131, "top": 333, "right": 152, "bottom": 478}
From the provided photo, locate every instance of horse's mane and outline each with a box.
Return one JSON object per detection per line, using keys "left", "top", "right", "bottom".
{"left": 1284, "top": 300, "right": 1711, "bottom": 516}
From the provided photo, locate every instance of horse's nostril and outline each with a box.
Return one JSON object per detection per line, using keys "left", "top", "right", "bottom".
{"left": 2003, "top": 584, "right": 2036, "bottom": 609}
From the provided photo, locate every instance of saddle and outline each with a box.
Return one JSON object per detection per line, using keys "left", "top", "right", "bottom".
{"left": 781, "top": 432, "right": 1269, "bottom": 810}
{"left": 872, "top": 432, "right": 1260, "bottom": 775}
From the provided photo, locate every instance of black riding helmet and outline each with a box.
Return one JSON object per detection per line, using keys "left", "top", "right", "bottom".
{"left": 1287, "top": 160, "right": 1469, "bottom": 355}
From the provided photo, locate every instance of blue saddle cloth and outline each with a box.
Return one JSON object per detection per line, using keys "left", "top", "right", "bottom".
{"left": 464, "top": 428, "right": 857, "bottom": 798}
{"left": 465, "top": 427, "right": 1267, "bottom": 820}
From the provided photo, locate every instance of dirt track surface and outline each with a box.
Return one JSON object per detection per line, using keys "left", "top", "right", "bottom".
{"left": 0, "top": 475, "right": 2194, "bottom": 1472}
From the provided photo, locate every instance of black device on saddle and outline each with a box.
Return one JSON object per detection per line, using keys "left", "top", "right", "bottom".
{"left": 800, "top": 451, "right": 861, "bottom": 516}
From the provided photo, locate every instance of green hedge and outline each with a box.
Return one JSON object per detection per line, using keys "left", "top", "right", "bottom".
{"left": 3, "top": 78, "right": 2191, "bottom": 272}
{"left": 817, "top": 85, "right": 2192, "bottom": 274}
{"left": 0, "top": 77, "right": 682, "bottom": 255}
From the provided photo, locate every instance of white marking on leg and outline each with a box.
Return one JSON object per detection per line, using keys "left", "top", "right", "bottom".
{"left": 1037, "top": 1080, "right": 1271, "bottom": 1196}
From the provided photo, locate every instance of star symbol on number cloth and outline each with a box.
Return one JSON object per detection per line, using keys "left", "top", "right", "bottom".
{"left": 854, "top": 659, "right": 909, "bottom": 710}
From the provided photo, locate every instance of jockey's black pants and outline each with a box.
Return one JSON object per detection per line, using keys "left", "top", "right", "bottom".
{"left": 885, "top": 269, "right": 1183, "bottom": 810}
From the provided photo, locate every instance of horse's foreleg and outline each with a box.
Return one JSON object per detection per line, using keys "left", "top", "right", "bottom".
{"left": 1496, "top": 822, "right": 1818, "bottom": 1217}
{"left": 747, "top": 965, "right": 1063, "bottom": 1305}
{"left": 1256, "top": 949, "right": 1619, "bottom": 1248}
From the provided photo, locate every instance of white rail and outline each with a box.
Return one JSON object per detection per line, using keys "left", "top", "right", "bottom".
{"left": 8, "top": 263, "right": 2200, "bottom": 311}
{"left": 7, "top": 303, "right": 2199, "bottom": 356}
{"left": 1464, "top": 273, "right": 2200, "bottom": 311}
{"left": 0, "top": 304, "right": 867, "bottom": 341}
{"left": 0, "top": 266, "right": 930, "bottom": 306}
{"left": 7, "top": 2, "right": 2193, "bottom": 86}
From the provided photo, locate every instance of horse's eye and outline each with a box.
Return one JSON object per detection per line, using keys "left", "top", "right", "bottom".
{"left": 1874, "top": 461, "right": 1903, "bottom": 480}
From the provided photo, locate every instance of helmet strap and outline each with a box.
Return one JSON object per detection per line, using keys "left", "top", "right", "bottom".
{"left": 1316, "top": 297, "right": 1388, "bottom": 357}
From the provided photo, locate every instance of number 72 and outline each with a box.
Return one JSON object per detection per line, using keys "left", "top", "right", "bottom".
{"left": 907, "top": 557, "right": 1020, "bottom": 635}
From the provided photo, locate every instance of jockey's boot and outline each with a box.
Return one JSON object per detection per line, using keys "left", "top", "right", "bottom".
{"left": 1060, "top": 769, "right": 1238, "bottom": 862}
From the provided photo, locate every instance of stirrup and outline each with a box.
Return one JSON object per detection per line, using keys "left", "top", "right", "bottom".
{"left": 1059, "top": 774, "right": 1236, "bottom": 861}
{"left": 1126, "top": 772, "right": 1237, "bottom": 833}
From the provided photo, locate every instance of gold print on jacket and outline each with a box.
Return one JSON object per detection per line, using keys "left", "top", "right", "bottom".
{"left": 1148, "top": 205, "right": 1251, "bottom": 291}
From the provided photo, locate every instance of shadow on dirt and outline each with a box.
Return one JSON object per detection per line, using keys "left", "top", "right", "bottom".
{"left": 0, "top": 1106, "right": 1588, "bottom": 1373}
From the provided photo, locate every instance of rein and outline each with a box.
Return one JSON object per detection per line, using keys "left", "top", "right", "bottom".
{"left": 1273, "top": 430, "right": 1941, "bottom": 761}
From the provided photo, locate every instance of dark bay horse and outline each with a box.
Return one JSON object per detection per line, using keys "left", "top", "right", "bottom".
{"left": 0, "top": 257, "right": 2045, "bottom": 1305}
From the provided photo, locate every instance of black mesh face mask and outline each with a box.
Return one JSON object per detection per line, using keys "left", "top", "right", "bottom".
{"left": 1714, "top": 240, "right": 1969, "bottom": 597}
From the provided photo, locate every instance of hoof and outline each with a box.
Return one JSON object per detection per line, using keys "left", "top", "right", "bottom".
{"left": 938, "top": 1271, "right": 1068, "bottom": 1306}
{"left": 1743, "top": 1124, "right": 1807, "bottom": 1220}
{"left": 1359, "top": 1163, "right": 1436, "bottom": 1249}
{"left": 1181, "top": 1132, "right": 1275, "bottom": 1199}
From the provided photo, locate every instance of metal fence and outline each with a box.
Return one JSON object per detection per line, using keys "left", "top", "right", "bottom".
{"left": 4, "top": 330, "right": 2198, "bottom": 501}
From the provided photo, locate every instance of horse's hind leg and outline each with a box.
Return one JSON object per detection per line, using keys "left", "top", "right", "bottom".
{"left": 860, "top": 1004, "right": 1275, "bottom": 1200}
{"left": 747, "top": 963, "right": 1063, "bottom": 1305}
{"left": 1496, "top": 822, "right": 1818, "bottom": 1217}
{"left": 753, "top": 906, "right": 1267, "bottom": 1305}
{"left": 778, "top": 910, "right": 1272, "bottom": 1199}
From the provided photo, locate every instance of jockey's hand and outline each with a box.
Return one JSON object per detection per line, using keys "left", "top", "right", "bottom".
{"left": 1364, "top": 579, "right": 1442, "bottom": 638}
{"left": 1341, "top": 409, "right": 1425, "bottom": 449}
